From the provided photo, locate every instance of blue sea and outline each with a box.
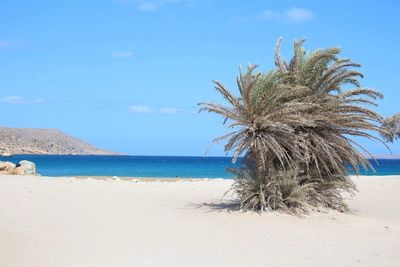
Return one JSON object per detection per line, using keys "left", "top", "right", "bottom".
{"left": 1, "top": 155, "right": 400, "bottom": 178}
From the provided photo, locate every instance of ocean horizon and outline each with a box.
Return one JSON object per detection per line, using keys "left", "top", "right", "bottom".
{"left": 2, "top": 155, "right": 400, "bottom": 178}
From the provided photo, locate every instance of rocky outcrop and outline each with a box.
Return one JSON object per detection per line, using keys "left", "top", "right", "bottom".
{"left": 0, "top": 127, "right": 119, "bottom": 155}
{"left": 0, "top": 160, "right": 38, "bottom": 175}
{"left": 15, "top": 160, "right": 37, "bottom": 175}
{"left": 0, "top": 161, "right": 16, "bottom": 175}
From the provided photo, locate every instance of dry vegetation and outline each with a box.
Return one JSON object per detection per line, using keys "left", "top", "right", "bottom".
{"left": 381, "top": 113, "right": 400, "bottom": 142}
{"left": 200, "top": 38, "right": 385, "bottom": 213}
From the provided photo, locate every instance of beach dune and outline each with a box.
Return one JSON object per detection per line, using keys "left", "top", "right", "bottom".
{"left": 1, "top": 175, "right": 399, "bottom": 267}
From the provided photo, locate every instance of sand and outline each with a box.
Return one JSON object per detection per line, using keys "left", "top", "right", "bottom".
{"left": 0, "top": 175, "right": 399, "bottom": 267}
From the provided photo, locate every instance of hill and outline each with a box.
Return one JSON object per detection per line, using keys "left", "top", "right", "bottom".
{"left": 0, "top": 127, "right": 119, "bottom": 155}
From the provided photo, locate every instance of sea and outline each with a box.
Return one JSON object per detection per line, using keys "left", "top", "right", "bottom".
{"left": 1, "top": 155, "right": 400, "bottom": 178}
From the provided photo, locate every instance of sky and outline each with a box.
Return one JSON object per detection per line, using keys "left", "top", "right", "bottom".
{"left": 1, "top": 0, "right": 400, "bottom": 156}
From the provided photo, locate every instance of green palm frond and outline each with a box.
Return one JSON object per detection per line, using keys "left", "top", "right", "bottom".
{"left": 200, "top": 38, "right": 386, "bottom": 213}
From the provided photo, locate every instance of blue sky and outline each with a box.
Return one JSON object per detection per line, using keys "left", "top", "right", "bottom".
{"left": 1, "top": 0, "right": 399, "bottom": 156}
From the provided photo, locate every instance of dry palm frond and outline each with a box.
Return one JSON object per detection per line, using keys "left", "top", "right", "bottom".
{"left": 380, "top": 113, "right": 400, "bottom": 142}
{"left": 199, "top": 65, "right": 301, "bottom": 172}
{"left": 200, "top": 38, "right": 385, "bottom": 213}
{"left": 271, "top": 38, "right": 384, "bottom": 177}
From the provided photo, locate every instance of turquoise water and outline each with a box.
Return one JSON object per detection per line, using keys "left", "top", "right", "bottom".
{"left": 1, "top": 155, "right": 400, "bottom": 178}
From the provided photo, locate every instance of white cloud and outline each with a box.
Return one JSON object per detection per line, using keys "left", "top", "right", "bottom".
{"left": 129, "top": 104, "right": 183, "bottom": 114}
{"left": 159, "top": 107, "right": 181, "bottom": 114}
{"left": 261, "top": 10, "right": 279, "bottom": 20}
{"left": 260, "top": 7, "right": 314, "bottom": 23}
{"left": 284, "top": 7, "right": 314, "bottom": 23}
{"left": 137, "top": 1, "right": 160, "bottom": 11}
{"left": 129, "top": 104, "right": 154, "bottom": 113}
{"left": 116, "top": 0, "right": 193, "bottom": 12}
{"left": 112, "top": 51, "right": 133, "bottom": 58}
{"left": 0, "top": 40, "right": 12, "bottom": 49}
{"left": 0, "top": 96, "right": 45, "bottom": 104}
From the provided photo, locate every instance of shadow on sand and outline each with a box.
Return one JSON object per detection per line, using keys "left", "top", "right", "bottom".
{"left": 187, "top": 200, "right": 240, "bottom": 213}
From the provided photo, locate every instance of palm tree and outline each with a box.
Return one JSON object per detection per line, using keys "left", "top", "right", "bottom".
{"left": 381, "top": 113, "right": 400, "bottom": 142}
{"left": 269, "top": 38, "right": 385, "bottom": 211}
{"left": 199, "top": 38, "right": 385, "bottom": 212}
{"left": 199, "top": 66, "right": 313, "bottom": 210}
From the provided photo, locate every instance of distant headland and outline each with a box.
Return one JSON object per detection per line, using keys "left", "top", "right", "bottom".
{"left": 0, "top": 127, "right": 119, "bottom": 155}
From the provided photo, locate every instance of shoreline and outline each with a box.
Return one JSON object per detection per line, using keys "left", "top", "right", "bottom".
{"left": 67, "top": 175, "right": 228, "bottom": 182}
{"left": 51, "top": 174, "right": 400, "bottom": 181}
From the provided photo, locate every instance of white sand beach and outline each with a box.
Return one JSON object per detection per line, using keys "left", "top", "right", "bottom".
{"left": 1, "top": 175, "right": 399, "bottom": 267}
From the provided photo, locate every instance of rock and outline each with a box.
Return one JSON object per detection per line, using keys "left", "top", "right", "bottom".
{"left": 0, "top": 161, "right": 16, "bottom": 174}
{"left": 14, "top": 160, "right": 37, "bottom": 175}
{"left": 0, "top": 160, "right": 38, "bottom": 176}
{"left": 13, "top": 167, "right": 26, "bottom": 175}
{"left": 1, "top": 152, "right": 12, "bottom": 157}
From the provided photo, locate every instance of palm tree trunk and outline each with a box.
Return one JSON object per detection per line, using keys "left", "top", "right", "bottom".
{"left": 251, "top": 148, "right": 278, "bottom": 211}
{"left": 251, "top": 148, "right": 264, "bottom": 174}
{"left": 250, "top": 148, "right": 268, "bottom": 210}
